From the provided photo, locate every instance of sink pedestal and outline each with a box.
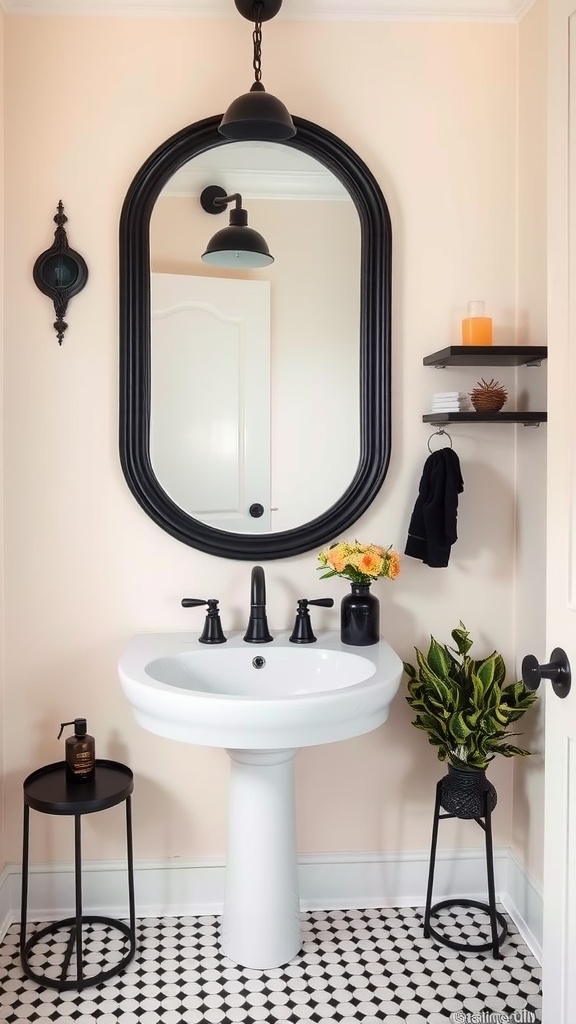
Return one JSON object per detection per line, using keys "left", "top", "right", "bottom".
{"left": 120, "top": 631, "right": 404, "bottom": 968}
{"left": 222, "top": 748, "right": 301, "bottom": 969}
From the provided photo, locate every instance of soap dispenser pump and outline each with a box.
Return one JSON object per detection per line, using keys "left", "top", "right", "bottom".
{"left": 57, "top": 718, "right": 95, "bottom": 784}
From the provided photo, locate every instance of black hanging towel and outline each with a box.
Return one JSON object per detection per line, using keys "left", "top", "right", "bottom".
{"left": 405, "top": 448, "right": 464, "bottom": 568}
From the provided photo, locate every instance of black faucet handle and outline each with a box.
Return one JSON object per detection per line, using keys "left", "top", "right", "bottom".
{"left": 289, "top": 597, "right": 335, "bottom": 644}
{"left": 181, "top": 598, "right": 227, "bottom": 644}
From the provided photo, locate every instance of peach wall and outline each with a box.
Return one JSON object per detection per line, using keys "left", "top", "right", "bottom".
{"left": 3, "top": 15, "right": 521, "bottom": 864}
{"left": 512, "top": 0, "right": 548, "bottom": 886}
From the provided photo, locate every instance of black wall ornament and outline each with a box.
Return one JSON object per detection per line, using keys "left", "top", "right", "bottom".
{"left": 33, "top": 202, "right": 88, "bottom": 345}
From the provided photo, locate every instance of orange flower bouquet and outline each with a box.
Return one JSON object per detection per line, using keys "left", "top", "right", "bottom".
{"left": 317, "top": 540, "right": 401, "bottom": 587}
{"left": 318, "top": 541, "right": 400, "bottom": 646}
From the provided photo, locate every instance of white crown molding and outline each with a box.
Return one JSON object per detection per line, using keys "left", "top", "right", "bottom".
{"left": 165, "top": 143, "right": 349, "bottom": 201}
{"left": 0, "top": 0, "right": 537, "bottom": 23}
{"left": 164, "top": 166, "right": 349, "bottom": 201}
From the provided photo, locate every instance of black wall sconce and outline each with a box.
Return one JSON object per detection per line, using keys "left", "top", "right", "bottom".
{"left": 200, "top": 184, "right": 274, "bottom": 268}
{"left": 33, "top": 201, "right": 88, "bottom": 345}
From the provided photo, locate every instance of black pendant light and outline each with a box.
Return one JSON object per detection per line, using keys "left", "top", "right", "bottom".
{"left": 200, "top": 185, "right": 274, "bottom": 269}
{"left": 219, "top": 0, "right": 295, "bottom": 142}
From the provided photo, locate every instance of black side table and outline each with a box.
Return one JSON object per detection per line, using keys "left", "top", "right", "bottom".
{"left": 20, "top": 759, "right": 136, "bottom": 991}
{"left": 423, "top": 777, "right": 508, "bottom": 959}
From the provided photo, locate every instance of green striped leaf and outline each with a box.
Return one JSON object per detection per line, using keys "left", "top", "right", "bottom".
{"left": 447, "top": 711, "right": 473, "bottom": 744}
{"left": 451, "top": 623, "right": 472, "bottom": 656}
{"left": 427, "top": 638, "right": 452, "bottom": 679}
{"left": 477, "top": 655, "right": 496, "bottom": 689}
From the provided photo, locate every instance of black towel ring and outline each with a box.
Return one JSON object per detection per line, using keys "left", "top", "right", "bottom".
{"left": 427, "top": 428, "right": 453, "bottom": 453}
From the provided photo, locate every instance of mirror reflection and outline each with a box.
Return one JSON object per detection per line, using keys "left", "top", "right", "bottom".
{"left": 149, "top": 141, "right": 361, "bottom": 534}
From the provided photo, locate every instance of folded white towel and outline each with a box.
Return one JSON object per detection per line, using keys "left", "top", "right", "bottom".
{"left": 430, "top": 403, "right": 467, "bottom": 411}
{"left": 428, "top": 403, "right": 469, "bottom": 411}
{"left": 433, "top": 392, "right": 468, "bottom": 399}
{"left": 431, "top": 407, "right": 470, "bottom": 414}
{"left": 431, "top": 411, "right": 468, "bottom": 416}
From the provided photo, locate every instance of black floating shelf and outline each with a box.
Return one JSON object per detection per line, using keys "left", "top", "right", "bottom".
{"left": 423, "top": 412, "right": 547, "bottom": 425}
{"left": 423, "top": 345, "right": 548, "bottom": 367}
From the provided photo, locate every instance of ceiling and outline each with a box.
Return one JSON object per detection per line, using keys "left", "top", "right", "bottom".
{"left": 0, "top": 0, "right": 536, "bottom": 21}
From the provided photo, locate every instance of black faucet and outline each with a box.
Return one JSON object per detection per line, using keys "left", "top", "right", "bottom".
{"left": 243, "top": 566, "right": 273, "bottom": 643}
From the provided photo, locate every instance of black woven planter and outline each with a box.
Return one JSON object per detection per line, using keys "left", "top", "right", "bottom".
{"left": 440, "top": 764, "right": 497, "bottom": 819}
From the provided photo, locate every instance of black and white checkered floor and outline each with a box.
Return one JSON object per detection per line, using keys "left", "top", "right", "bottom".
{"left": 0, "top": 907, "right": 541, "bottom": 1023}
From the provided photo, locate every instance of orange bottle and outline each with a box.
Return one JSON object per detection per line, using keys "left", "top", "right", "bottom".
{"left": 461, "top": 300, "right": 492, "bottom": 346}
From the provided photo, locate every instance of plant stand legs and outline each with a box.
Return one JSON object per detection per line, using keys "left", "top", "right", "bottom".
{"left": 424, "top": 779, "right": 507, "bottom": 958}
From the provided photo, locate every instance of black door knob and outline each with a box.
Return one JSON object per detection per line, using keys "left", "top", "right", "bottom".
{"left": 521, "top": 647, "right": 571, "bottom": 698}
{"left": 249, "top": 503, "right": 265, "bottom": 518}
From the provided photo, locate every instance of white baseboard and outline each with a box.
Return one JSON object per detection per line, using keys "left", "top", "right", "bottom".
{"left": 0, "top": 864, "right": 17, "bottom": 938}
{"left": 298, "top": 848, "right": 510, "bottom": 908}
{"left": 500, "top": 849, "right": 543, "bottom": 963}
{"left": 0, "top": 847, "right": 542, "bottom": 961}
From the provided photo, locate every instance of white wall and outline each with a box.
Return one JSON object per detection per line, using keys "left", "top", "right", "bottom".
{"left": 0, "top": 6, "right": 5, "bottom": 876}
{"left": 3, "top": 15, "right": 522, "bottom": 866}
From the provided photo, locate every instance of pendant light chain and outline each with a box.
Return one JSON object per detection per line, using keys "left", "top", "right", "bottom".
{"left": 219, "top": 0, "right": 295, "bottom": 141}
{"left": 252, "top": 1, "right": 264, "bottom": 83}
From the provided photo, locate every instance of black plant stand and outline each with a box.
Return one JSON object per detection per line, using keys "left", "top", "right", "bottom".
{"left": 20, "top": 759, "right": 136, "bottom": 991}
{"left": 423, "top": 776, "right": 508, "bottom": 959}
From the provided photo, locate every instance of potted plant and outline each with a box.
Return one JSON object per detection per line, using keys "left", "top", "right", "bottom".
{"left": 404, "top": 623, "right": 538, "bottom": 817}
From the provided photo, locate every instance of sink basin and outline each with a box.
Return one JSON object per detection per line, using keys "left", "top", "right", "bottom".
{"left": 119, "top": 630, "right": 403, "bottom": 749}
{"left": 119, "top": 629, "right": 403, "bottom": 969}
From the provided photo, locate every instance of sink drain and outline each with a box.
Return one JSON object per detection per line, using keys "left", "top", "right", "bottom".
{"left": 252, "top": 656, "right": 266, "bottom": 669}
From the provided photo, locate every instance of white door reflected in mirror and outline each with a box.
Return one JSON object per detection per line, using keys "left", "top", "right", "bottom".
{"left": 151, "top": 273, "right": 271, "bottom": 532}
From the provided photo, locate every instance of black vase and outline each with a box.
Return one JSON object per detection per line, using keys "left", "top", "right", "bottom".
{"left": 340, "top": 584, "right": 380, "bottom": 646}
{"left": 440, "top": 764, "right": 497, "bottom": 819}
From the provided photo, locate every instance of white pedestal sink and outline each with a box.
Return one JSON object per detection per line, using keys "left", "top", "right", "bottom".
{"left": 119, "top": 630, "right": 403, "bottom": 968}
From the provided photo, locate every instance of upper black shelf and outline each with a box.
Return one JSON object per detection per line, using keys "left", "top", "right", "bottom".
{"left": 423, "top": 411, "right": 547, "bottom": 425}
{"left": 423, "top": 345, "right": 548, "bottom": 368}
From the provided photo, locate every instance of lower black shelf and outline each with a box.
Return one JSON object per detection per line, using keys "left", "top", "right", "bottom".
{"left": 423, "top": 411, "right": 547, "bottom": 425}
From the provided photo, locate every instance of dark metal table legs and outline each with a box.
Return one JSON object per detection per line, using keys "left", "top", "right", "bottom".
{"left": 20, "top": 796, "right": 136, "bottom": 991}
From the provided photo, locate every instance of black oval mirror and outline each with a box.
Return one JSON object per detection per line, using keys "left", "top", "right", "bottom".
{"left": 119, "top": 115, "right": 392, "bottom": 560}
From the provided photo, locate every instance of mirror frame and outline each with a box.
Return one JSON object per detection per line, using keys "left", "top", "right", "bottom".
{"left": 119, "top": 114, "right": 392, "bottom": 560}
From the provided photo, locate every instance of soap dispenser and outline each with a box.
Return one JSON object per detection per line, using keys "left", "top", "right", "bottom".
{"left": 461, "top": 300, "right": 492, "bottom": 346}
{"left": 58, "top": 718, "right": 96, "bottom": 784}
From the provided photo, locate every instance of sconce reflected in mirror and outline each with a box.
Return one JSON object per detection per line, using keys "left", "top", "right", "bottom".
{"left": 200, "top": 184, "right": 275, "bottom": 269}
{"left": 219, "top": 0, "right": 295, "bottom": 142}
{"left": 33, "top": 201, "right": 88, "bottom": 345}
